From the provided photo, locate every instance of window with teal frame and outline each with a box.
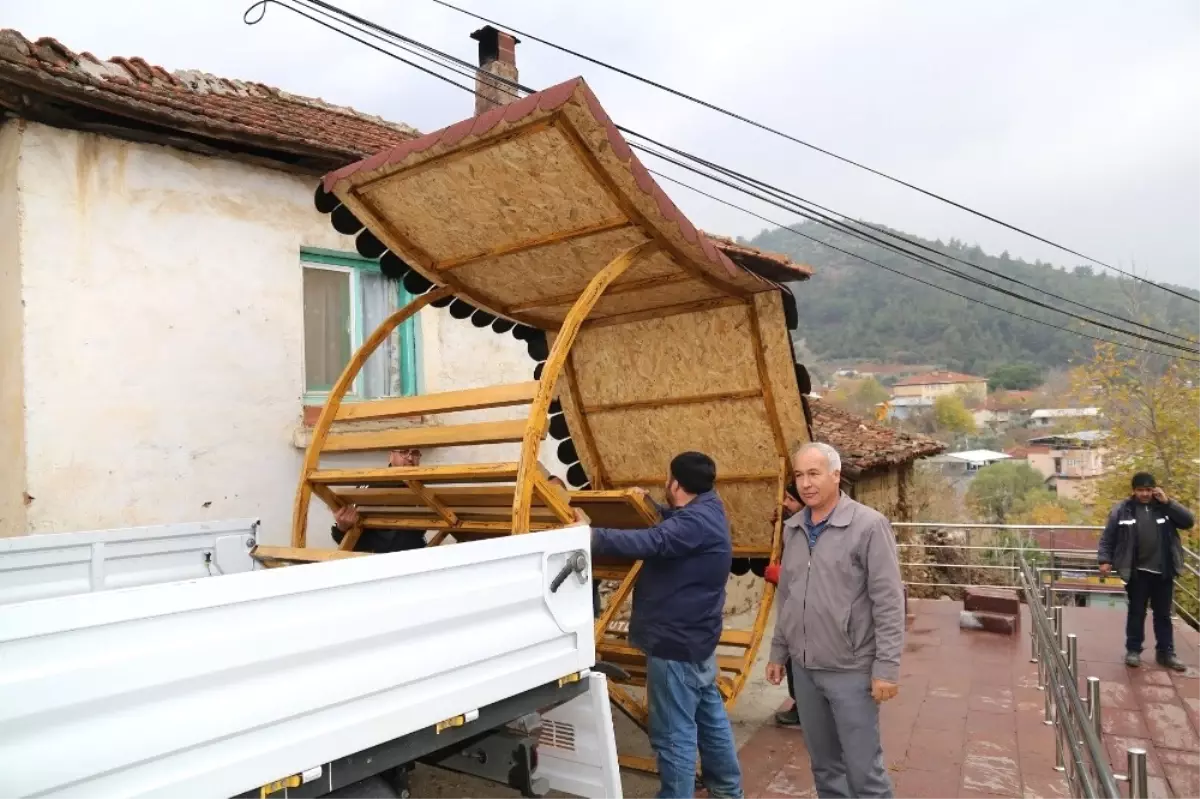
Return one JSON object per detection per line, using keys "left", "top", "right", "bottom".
{"left": 301, "top": 247, "right": 418, "bottom": 402}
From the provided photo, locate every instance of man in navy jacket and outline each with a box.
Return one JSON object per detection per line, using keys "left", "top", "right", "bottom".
{"left": 1098, "top": 471, "right": 1195, "bottom": 671}
{"left": 586, "top": 451, "right": 743, "bottom": 799}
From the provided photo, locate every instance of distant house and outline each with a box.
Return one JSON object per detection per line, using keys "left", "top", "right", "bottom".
{"left": 809, "top": 398, "right": 945, "bottom": 520}
{"left": 923, "top": 449, "right": 1012, "bottom": 491}
{"left": 878, "top": 396, "right": 934, "bottom": 422}
{"left": 973, "top": 391, "right": 1035, "bottom": 430}
{"left": 1026, "top": 431, "right": 1109, "bottom": 504}
{"left": 891, "top": 370, "right": 988, "bottom": 405}
{"left": 1028, "top": 407, "right": 1100, "bottom": 428}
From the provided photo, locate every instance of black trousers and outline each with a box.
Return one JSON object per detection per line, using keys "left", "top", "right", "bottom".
{"left": 786, "top": 658, "right": 795, "bottom": 700}
{"left": 1125, "top": 570, "right": 1175, "bottom": 654}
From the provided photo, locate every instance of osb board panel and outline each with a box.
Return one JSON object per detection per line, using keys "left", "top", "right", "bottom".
{"left": 632, "top": 482, "right": 776, "bottom": 555}
{"left": 568, "top": 303, "right": 760, "bottom": 407}
{"left": 753, "top": 291, "right": 810, "bottom": 454}
{"left": 586, "top": 279, "right": 721, "bottom": 320}
{"left": 586, "top": 400, "right": 778, "bottom": 482}
{"left": 446, "top": 225, "right": 664, "bottom": 312}
{"left": 557, "top": 97, "right": 767, "bottom": 297}
{"left": 357, "top": 126, "right": 622, "bottom": 264}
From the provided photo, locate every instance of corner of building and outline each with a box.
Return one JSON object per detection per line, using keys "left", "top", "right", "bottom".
{"left": 0, "top": 119, "right": 28, "bottom": 536}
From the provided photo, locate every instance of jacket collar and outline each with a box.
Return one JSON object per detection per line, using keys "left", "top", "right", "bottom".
{"left": 784, "top": 491, "right": 856, "bottom": 530}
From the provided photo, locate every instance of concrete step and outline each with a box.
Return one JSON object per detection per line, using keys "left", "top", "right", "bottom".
{"left": 959, "top": 608, "right": 1019, "bottom": 635}
{"left": 963, "top": 586, "right": 1021, "bottom": 616}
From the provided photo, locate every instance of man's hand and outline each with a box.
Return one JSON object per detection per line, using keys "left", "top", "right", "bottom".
{"left": 871, "top": 679, "right": 899, "bottom": 703}
{"left": 1153, "top": 487, "right": 1169, "bottom": 504}
{"left": 574, "top": 508, "right": 589, "bottom": 524}
{"left": 766, "top": 662, "right": 786, "bottom": 686}
{"left": 630, "top": 487, "right": 648, "bottom": 499}
{"left": 333, "top": 504, "right": 360, "bottom": 532}
{"left": 1098, "top": 562, "right": 1112, "bottom": 577}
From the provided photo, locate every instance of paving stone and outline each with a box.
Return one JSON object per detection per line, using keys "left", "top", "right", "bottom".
{"left": 965, "top": 587, "right": 1021, "bottom": 615}
{"left": 1143, "top": 702, "right": 1200, "bottom": 750}
{"left": 961, "top": 610, "right": 1019, "bottom": 636}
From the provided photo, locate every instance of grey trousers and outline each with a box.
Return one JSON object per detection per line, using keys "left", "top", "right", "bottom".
{"left": 790, "top": 664, "right": 893, "bottom": 798}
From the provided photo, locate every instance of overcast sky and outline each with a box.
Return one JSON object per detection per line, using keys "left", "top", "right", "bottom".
{"left": 6, "top": 0, "right": 1198, "bottom": 288}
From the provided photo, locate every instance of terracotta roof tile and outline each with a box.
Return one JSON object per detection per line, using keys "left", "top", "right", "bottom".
{"left": 0, "top": 29, "right": 419, "bottom": 170}
{"left": 893, "top": 370, "right": 987, "bottom": 387}
{"left": 809, "top": 397, "right": 945, "bottom": 471}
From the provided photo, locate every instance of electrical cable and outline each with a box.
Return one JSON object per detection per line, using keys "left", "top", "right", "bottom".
{"left": 425, "top": 0, "right": 1200, "bottom": 304}
{"left": 242, "top": 0, "right": 1199, "bottom": 361}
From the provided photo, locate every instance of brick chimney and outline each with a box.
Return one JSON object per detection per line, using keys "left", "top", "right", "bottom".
{"left": 470, "top": 25, "right": 520, "bottom": 116}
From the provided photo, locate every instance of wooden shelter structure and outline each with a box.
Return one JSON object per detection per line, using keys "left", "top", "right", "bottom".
{"left": 276, "top": 77, "right": 813, "bottom": 768}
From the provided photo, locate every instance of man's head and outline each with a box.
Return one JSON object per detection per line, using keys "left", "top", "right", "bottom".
{"left": 665, "top": 451, "right": 717, "bottom": 507}
{"left": 1132, "top": 471, "right": 1157, "bottom": 504}
{"left": 792, "top": 442, "right": 842, "bottom": 512}
{"left": 782, "top": 480, "right": 803, "bottom": 516}
{"left": 389, "top": 449, "right": 421, "bottom": 468}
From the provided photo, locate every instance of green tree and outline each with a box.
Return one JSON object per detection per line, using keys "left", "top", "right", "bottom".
{"left": 933, "top": 394, "right": 976, "bottom": 434}
{"left": 854, "top": 378, "right": 890, "bottom": 412}
{"left": 967, "top": 461, "right": 1049, "bottom": 523}
{"left": 988, "top": 363, "right": 1043, "bottom": 391}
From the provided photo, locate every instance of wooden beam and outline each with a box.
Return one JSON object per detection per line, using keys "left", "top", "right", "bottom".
{"left": 504, "top": 272, "right": 692, "bottom": 315}
{"left": 335, "top": 382, "right": 539, "bottom": 422}
{"left": 338, "top": 525, "right": 364, "bottom": 552}
{"left": 291, "top": 286, "right": 453, "bottom": 548}
{"left": 405, "top": 480, "right": 458, "bottom": 526}
{"left": 252, "top": 546, "right": 367, "bottom": 563}
{"left": 582, "top": 296, "right": 742, "bottom": 331}
{"left": 437, "top": 217, "right": 632, "bottom": 272}
{"left": 593, "top": 561, "right": 642, "bottom": 643}
{"left": 533, "top": 475, "right": 575, "bottom": 524}
{"left": 554, "top": 116, "right": 749, "bottom": 300}
{"left": 335, "top": 485, "right": 519, "bottom": 507}
{"left": 606, "top": 472, "right": 777, "bottom": 487}
{"left": 562, "top": 354, "right": 610, "bottom": 488}
{"left": 360, "top": 516, "right": 558, "bottom": 532}
{"left": 583, "top": 388, "right": 762, "bottom": 414}
{"left": 322, "top": 419, "right": 531, "bottom": 453}
{"left": 309, "top": 462, "right": 521, "bottom": 486}
{"left": 511, "top": 240, "right": 659, "bottom": 533}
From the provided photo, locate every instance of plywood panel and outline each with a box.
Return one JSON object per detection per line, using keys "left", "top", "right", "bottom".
{"left": 447, "top": 226, "right": 666, "bottom": 311}
{"left": 636, "top": 480, "right": 777, "bottom": 554}
{"left": 587, "top": 400, "right": 778, "bottom": 483}
{"left": 753, "top": 291, "right": 810, "bottom": 453}
{"left": 358, "top": 126, "right": 623, "bottom": 263}
{"left": 569, "top": 303, "right": 760, "bottom": 407}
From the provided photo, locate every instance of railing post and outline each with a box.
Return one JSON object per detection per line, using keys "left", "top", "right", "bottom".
{"left": 1086, "top": 676, "right": 1103, "bottom": 742}
{"left": 1067, "top": 633, "right": 1079, "bottom": 687}
{"left": 1127, "top": 748, "right": 1148, "bottom": 799}
{"left": 1044, "top": 670, "right": 1055, "bottom": 724}
{"left": 1054, "top": 606, "right": 1065, "bottom": 655}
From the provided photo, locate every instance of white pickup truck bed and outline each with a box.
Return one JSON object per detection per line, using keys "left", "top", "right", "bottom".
{"left": 0, "top": 522, "right": 617, "bottom": 799}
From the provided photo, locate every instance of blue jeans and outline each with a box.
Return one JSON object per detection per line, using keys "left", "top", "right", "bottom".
{"left": 647, "top": 654, "right": 743, "bottom": 799}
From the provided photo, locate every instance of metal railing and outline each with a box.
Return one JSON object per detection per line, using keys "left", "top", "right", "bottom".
{"left": 892, "top": 522, "right": 1200, "bottom": 629}
{"left": 1017, "top": 554, "right": 1141, "bottom": 799}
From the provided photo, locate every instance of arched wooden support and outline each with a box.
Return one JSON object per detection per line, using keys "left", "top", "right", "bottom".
{"left": 291, "top": 286, "right": 453, "bottom": 548}
{"left": 510, "top": 239, "right": 659, "bottom": 533}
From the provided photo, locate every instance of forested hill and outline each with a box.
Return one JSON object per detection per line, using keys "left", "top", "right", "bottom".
{"left": 748, "top": 221, "right": 1200, "bottom": 374}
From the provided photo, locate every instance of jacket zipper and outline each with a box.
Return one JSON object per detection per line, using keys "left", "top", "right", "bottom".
{"left": 801, "top": 533, "right": 813, "bottom": 668}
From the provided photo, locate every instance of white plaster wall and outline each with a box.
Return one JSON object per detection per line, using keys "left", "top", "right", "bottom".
{"left": 13, "top": 123, "right": 565, "bottom": 544}
{"left": 0, "top": 121, "right": 27, "bottom": 536}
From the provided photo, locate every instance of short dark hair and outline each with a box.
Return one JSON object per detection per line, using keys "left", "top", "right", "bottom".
{"left": 1132, "top": 472, "right": 1157, "bottom": 489}
{"left": 670, "top": 451, "right": 717, "bottom": 495}
{"left": 785, "top": 480, "right": 801, "bottom": 502}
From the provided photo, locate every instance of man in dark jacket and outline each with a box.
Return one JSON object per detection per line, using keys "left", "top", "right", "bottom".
{"left": 331, "top": 449, "right": 427, "bottom": 553}
{"left": 1098, "top": 471, "right": 1195, "bottom": 671}
{"left": 586, "top": 451, "right": 742, "bottom": 799}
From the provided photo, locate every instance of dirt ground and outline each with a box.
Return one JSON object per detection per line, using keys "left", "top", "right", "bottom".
{"left": 406, "top": 608, "right": 786, "bottom": 798}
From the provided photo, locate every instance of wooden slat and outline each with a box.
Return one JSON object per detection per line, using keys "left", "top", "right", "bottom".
{"left": 405, "top": 480, "right": 458, "bottom": 526}
{"left": 439, "top": 217, "right": 632, "bottom": 272}
{"left": 334, "top": 486, "right": 520, "bottom": 506}
{"left": 583, "top": 388, "right": 762, "bottom": 414}
{"left": 599, "top": 645, "right": 745, "bottom": 675}
{"left": 309, "top": 462, "right": 520, "bottom": 486}
{"left": 356, "top": 507, "right": 559, "bottom": 523}
{"left": 252, "top": 546, "right": 366, "bottom": 563}
{"left": 504, "top": 272, "right": 692, "bottom": 314}
{"left": 359, "top": 516, "right": 559, "bottom": 532}
{"left": 582, "top": 296, "right": 743, "bottom": 330}
{"left": 720, "top": 630, "right": 754, "bottom": 647}
{"left": 335, "top": 382, "right": 539, "bottom": 422}
{"left": 322, "top": 419, "right": 531, "bottom": 453}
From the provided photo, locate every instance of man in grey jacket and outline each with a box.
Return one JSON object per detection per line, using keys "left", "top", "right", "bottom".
{"left": 766, "top": 442, "right": 905, "bottom": 798}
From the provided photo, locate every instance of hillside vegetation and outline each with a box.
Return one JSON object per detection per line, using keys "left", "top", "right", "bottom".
{"left": 750, "top": 221, "right": 1199, "bottom": 374}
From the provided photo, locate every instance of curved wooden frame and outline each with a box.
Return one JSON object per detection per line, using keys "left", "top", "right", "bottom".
{"left": 511, "top": 239, "right": 658, "bottom": 533}
{"left": 290, "top": 286, "right": 454, "bottom": 548}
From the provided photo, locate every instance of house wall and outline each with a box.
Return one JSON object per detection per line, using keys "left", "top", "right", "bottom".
{"left": 0, "top": 121, "right": 26, "bottom": 536}
{"left": 852, "top": 468, "right": 903, "bottom": 520}
{"left": 11, "top": 122, "right": 548, "bottom": 544}
{"left": 893, "top": 380, "right": 987, "bottom": 404}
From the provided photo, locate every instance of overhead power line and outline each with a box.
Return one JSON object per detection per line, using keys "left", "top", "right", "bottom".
{"left": 242, "top": 0, "right": 1199, "bottom": 362}
{"left": 425, "top": 0, "right": 1200, "bottom": 305}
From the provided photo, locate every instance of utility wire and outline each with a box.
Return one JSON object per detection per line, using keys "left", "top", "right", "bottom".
{"left": 426, "top": 0, "right": 1200, "bottom": 305}
{"left": 635, "top": 142, "right": 1199, "bottom": 356}
{"left": 622, "top": 130, "right": 1197, "bottom": 346}
{"left": 650, "top": 170, "right": 1199, "bottom": 364}
{"left": 243, "top": 0, "right": 1199, "bottom": 361}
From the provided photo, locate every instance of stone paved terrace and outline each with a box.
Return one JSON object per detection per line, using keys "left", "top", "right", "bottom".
{"left": 737, "top": 599, "right": 1200, "bottom": 798}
